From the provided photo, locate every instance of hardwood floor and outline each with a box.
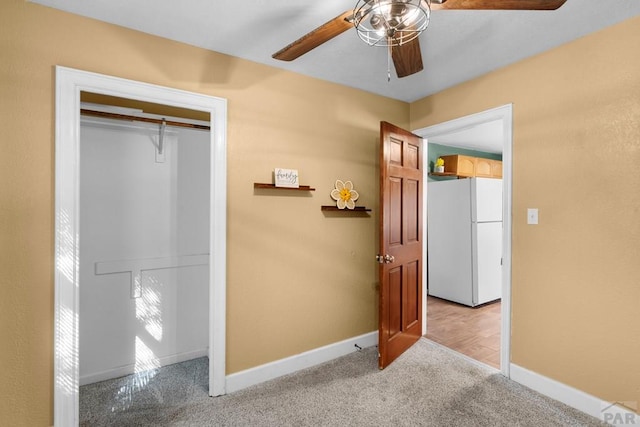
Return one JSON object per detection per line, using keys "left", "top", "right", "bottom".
{"left": 425, "top": 295, "right": 501, "bottom": 369}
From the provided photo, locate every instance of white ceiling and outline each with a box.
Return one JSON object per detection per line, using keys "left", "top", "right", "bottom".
{"left": 31, "top": 0, "right": 640, "bottom": 103}
{"left": 428, "top": 119, "right": 504, "bottom": 154}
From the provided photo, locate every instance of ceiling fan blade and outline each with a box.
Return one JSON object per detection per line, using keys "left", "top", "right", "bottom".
{"left": 272, "top": 10, "right": 354, "bottom": 61}
{"left": 391, "top": 37, "right": 424, "bottom": 78}
{"left": 431, "top": 0, "right": 567, "bottom": 10}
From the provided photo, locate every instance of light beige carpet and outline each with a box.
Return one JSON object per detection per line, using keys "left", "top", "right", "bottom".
{"left": 80, "top": 338, "right": 605, "bottom": 426}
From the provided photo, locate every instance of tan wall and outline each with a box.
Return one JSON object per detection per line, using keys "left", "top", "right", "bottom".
{"left": 0, "top": 1, "right": 409, "bottom": 424}
{"left": 412, "top": 17, "right": 640, "bottom": 411}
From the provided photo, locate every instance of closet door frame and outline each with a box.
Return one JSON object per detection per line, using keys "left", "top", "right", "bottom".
{"left": 53, "top": 66, "right": 228, "bottom": 426}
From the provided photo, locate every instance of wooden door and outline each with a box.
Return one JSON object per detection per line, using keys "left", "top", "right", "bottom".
{"left": 378, "top": 121, "right": 423, "bottom": 369}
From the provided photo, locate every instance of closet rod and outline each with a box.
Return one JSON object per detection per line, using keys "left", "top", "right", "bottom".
{"left": 80, "top": 108, "right": 211, "bottom": 130}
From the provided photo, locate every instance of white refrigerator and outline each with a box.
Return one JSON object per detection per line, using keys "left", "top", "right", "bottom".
{"left": 427, "top": 177, "right": 502, "bottom": 307}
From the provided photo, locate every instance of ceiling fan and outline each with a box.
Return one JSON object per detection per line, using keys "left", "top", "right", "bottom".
{"left": 272, "top": 0, "right": 568, "bottom": 78}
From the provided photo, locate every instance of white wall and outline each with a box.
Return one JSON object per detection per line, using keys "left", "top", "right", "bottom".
{"left": 79, "top": 116, "right": 210, "bottom": 385}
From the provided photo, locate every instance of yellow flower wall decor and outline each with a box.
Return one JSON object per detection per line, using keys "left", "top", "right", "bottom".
{"left": 331, "top": 180, "right": 359, "bottom": 209}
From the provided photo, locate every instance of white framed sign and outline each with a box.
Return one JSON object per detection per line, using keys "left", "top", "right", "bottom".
{"left": 274, "top": 168, "right": 299, "bottom": 188}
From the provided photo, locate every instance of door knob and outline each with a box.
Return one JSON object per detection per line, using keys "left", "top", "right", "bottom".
{"left": 376, "top": 254, "right": 395, "bottom": 264}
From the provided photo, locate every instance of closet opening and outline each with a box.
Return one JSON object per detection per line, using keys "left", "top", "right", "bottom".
{"left": 77, "top": 93, "right": 212, "bottom": 421}
{"left": 55, "top": 67, "right": 227, "bottom": 427}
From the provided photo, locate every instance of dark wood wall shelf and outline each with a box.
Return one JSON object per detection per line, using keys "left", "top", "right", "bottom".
{"left": 254, "top": 183, "right": 316, "bottom": 191}
{"left": 321, "top": 206, "right": 371, "bottom": 212}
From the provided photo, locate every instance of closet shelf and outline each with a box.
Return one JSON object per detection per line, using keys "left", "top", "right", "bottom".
{"left": 80, "top": 108, "right": 211, "bottom": 130}
{"left": 253, "top": 183, "right": 316, "bottom": 191}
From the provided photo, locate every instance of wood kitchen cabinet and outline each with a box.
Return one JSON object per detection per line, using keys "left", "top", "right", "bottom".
{"left": 475, "top": 157, "right": 493, "bottom": 177}
{"left": 437, "top": 155, "right": 502, "bottom": 179}
{"left": 489, "top": 159, "right": 502, "bottom": 178}
{"left": 441, "top": 155, "right": 476, "bottom": 177}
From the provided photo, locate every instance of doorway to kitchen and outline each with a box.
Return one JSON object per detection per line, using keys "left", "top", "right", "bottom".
{"left": 414, "top": 104, "right": 513, "bottom": 375}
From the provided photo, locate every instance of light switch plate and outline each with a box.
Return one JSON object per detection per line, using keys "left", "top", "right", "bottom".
{"left": 527, "top": 208, "right": 539, "bottom": 225}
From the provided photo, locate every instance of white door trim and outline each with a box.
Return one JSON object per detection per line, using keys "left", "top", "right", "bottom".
{"left": 414, "top": 104, "right": 513, "bottom": 377}
{"left": 53, "top": 66, "right": 228, "bottom": 426}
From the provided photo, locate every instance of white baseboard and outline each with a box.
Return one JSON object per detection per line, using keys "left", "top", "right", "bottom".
{"left": 226, "top": 331, "right": 378, "bottom": 394}
{"left": 80, "top": 348, "right": 208, "bottom": 386}
{"left": 510, "top": 363, "right": 638, "bottom": 425}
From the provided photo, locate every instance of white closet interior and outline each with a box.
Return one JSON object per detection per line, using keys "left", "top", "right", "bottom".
{"left": 78, "top": 103, "right": 211, "bottom": 385}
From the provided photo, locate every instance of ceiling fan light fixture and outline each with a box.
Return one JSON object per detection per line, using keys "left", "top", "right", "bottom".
{"left": 353, "top": 0, "right": 430, "bottom": 47}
